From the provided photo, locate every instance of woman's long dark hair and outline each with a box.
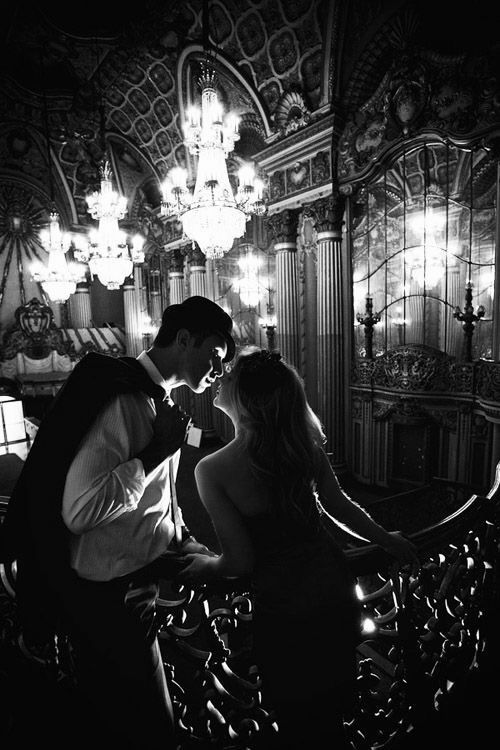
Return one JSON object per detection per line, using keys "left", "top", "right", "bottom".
{"left": 228, "top": 348, "right": 326, "bottom": 523}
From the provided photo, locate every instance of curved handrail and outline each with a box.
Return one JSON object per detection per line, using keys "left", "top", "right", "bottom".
{"left": 345, "top": 489, "right": 492, "bottom": 575}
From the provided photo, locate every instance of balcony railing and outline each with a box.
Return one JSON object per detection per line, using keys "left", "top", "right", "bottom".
{"left": 1, "top": 464, "right": 499, "bottom": 748}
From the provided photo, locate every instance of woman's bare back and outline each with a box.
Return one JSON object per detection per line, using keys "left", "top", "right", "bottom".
{"left": 199, "top": 438, "right": 271, "bottom": 518}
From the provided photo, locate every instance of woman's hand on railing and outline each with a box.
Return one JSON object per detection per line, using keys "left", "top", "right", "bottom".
{"left": 382, "top": 531, "right": 420, "bottom": 573}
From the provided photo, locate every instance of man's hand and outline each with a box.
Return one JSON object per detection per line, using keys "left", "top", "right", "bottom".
{"left": 176, "top": 552, "right": 220, "bottom": 585}
{"left": 181, "top": 536, "right": 217, "bottom": 556}
{"left": 137, "top": 399, "right": 192, "bottom": 474}
{"left": 153, "top": 398, "right": 192, "bottom": 448}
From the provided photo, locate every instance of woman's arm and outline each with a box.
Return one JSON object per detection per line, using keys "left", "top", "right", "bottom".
{"left": 316, "top": 450, "right": 419, "bottom": 564}
{"left": 178, "top": 456, "right": 256, "bottom": 583}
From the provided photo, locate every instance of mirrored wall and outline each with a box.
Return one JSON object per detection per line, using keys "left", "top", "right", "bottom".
{"left": 352, "top": 141, "right": 496, "bottom": 360}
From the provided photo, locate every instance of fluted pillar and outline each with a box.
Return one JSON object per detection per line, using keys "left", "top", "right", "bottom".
{"left": 69, "top": 281, "right": 92, "bottom": 328}
{"left": 310, "top": 195, "right": 347, "bottom": 469}
{"left": 189, "top": 245, "right": 215, "bottom": 434}
{"left": 168, "top": 247, "right": 192, "bottom": 415}
{"left": 168, "top": 247, "right": 185, "bottom": 305}
{"left": 204, "top": 258, "right": 218, "bottom": 302}
{"left": 123, "top": 266, "right": 144, "bottom": 356}
{"left": 267, "top": 210, "right": 300, "bottom": 369}
{"left": 493, "top": 159, "right": 500, "bottom": 360}
{"left": 149, "top": 268, "right": 162, "bottom": 329}
{"left": 189, "top": 245, "right": 207, "bottom": 297}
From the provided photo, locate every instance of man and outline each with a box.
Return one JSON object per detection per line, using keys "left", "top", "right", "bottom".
{"left": 1, "top": 295, "right": 235, "bottom": 748}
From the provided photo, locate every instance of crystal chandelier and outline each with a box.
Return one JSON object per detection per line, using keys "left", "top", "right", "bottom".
{"left": 32, "top": 69, "right": 83, "bottom": 305}
{"left": 233, "top": 248, "right": 265, "bottom": 307}
{"left": 33, "top": 211, "right": 83, "bottom": 303}
{"left": 160, "top": 68, "right": 266, "bottom": 259}
{"left": 74, "top": 160, "right": 145, "bottom": 290}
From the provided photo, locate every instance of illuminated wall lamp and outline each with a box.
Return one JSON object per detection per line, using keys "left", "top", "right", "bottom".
{"left": 0, "top": 396, "right": 29, "bottom": 460}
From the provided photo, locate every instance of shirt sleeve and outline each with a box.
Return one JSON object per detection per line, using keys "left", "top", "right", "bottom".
{"left": 62, "top": 393, "right": 148, "bottom": 534}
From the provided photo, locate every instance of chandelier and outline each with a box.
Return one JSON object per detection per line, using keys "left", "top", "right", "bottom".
{"left": 160, "top": 67, "right": 266, "bottom": 259}
{"left": 32, "top": 67, "right": 83, "bottom": 304}
{"left": 233, "top": 248, "right": 265, "bottom": 307}
{"left": 33, "top": 211, "right": 83, "bottom": 303}
{"left": 74, "top": 160, "right": 145, "bottom": 290}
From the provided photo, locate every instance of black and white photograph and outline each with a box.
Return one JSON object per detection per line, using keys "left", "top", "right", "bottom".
{"left": 0, "top": 1, "right": 498, "bottom": 748}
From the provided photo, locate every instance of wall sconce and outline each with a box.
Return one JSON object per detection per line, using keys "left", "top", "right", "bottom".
{"left": 141, "top": 314, "right": 156, "bottom": 350}
{"left": 453, "top": 282, "right": 485, "bottom": 362}
{"left": 0, "top": 396, "right": 29, "bottom": 460}
{"left": 356, "top": 295, "right": 380, "bottom": 359}
{"left": 260, "top": 313, "right": 277, "bottom": 351}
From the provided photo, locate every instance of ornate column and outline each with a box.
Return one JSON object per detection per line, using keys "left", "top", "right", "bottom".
{"left": 204, "top": 258, "right": 218, "bottom": 302}
{"left": 492, "top": 158, "right": 500, "bottom": 360}
{"left": 149, "top": 266, "right": 162, "bottom": 329}
{"left": 189, "top": 245, "right": 215, "bottom": 435}
{"left": 266, "top": 210, "right": 300, "bottom": 369}
{"left": 310, "top": 194, "right": 347, "bottom": 470}
{"left": 168, "top": 247, "right": 192, "bottom": 415}
{"left": 189, "top": 244, "right": 207, "bottom": 297}
{"left": 299, "top": 215, "right": 318, "bottom": 411}
{"left": 69, "top": 280, "right": 92, "bottom": 328}
{"left": 123, "top": 266, "right": 144, "bottom": 357}
{"left": 168, "top": 247, "right": 186, "bottom": 305}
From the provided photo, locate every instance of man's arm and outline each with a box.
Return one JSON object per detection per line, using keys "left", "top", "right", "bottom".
{"left": 62, "top": 393, "right": 153, "bottom": 533}
{"left": 137, "top": 398, "right": 192, "bottom": 474}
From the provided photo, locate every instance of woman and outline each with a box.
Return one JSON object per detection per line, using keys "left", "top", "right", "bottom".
{"left": 179, "top": 348, "right": 418, "bottom": 749}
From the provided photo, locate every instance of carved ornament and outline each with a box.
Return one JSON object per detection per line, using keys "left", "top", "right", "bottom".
{"left": 339, "top": 49, "right": 499, "bottom": 184}
{"left": 373, "top": 397, "right": 431, "bottom": 424}
{"left": 0, "top": 298, "right": 75, "bottom": 361}
{"left": 304, "top": 194, "right": 345, "bottom": 233}
{"left": 266, "top": 209, "right": 299, "bottom": 245}
{"left": 274, "top": 90, "right": 311, "bottom": 137}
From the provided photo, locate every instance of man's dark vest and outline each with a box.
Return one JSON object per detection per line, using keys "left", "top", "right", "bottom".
{"left": 0, "top": 352, "right": 164, "bottom": 643}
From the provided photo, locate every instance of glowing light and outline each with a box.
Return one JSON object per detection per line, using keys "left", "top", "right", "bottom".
{"left": 75, "top": 161, "right": 144, "bottom": 290}
{"left": 161, "top": 68, "right": 266, "bottom": 259}
{"left": 33, "top": 211, "right": 84, "bottom": 302}
{"left": 361, "top": 617, "right": 377, "bottom": 634}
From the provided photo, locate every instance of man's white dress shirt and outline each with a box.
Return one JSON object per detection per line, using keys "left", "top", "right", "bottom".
{"left": 62, "top": 351, "right": 183, "bottom": 581}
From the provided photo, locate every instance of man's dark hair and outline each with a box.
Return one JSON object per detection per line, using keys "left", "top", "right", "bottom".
{"left": 154, "top": 296, "right": 235, "bottom": 362}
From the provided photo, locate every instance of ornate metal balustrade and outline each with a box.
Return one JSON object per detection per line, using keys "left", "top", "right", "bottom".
{"left": 1, "top": 467, "right": 499, "bottom": 748}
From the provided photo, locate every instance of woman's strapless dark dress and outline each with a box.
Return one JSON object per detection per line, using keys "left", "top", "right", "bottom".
{"left": 241, "top": 507, "right": 362, "bottom": 703}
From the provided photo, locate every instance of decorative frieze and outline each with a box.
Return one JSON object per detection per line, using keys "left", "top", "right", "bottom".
{"left": 339, "top": 50, "right": 500, "bottom": 184}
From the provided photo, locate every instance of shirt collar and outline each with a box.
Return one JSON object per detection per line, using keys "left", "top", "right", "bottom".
{"left": 137, "top": 351, "right": 169, "bottom": 400}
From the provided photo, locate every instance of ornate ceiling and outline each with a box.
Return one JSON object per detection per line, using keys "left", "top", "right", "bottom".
{"left": 0, "top": 0, "right": 497, "bottom": 328}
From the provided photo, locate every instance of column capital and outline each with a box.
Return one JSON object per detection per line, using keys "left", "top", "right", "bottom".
{"left": 188, "top": 243, "right": 206, "bottom": 267}
{"left": 304, "top": 194, "right": 345, "bottom": 233}
{"left": 266, "top": 209, "right": 300, "bottom": 245}
{"left": 122, "top": 275, "right": 135, "bottom": 290}
{"left": 74, "top": 280, "right": 90, "bottom": 292}
{"left": 168, "top": 246, "right": 185, "bottom": 274}
{"left": 274, "top": 242, "right": 297, "bottom": 253}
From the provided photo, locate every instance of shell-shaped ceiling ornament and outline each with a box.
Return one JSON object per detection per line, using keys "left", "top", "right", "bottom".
{"left": 273, "top": 90, "right": 311, "bottom": 136}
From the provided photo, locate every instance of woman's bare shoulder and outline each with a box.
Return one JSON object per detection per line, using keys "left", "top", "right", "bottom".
{"left": 195, "top": 441, "right": 240, "bottom": 477}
